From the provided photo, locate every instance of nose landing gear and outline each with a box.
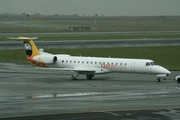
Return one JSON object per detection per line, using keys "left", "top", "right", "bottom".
{"left": 156, "top": 77, "right": 161, "bottom": 82}
{"left": 156, "top": 74, "right": 168, "bottom": 82}
{"left": 156, "top": 77, "right": 167, "bottom": 82}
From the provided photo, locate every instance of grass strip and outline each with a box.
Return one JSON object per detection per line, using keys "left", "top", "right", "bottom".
{"left": 1, "top": 33, "right": 180, "bottom": 42}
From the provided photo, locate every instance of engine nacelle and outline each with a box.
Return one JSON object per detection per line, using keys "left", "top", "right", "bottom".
{"left": 174, "top": 75, "right": 180, "bottom": 83}
{"left": 33, "top": 55, "right": 57, "bottom": 64}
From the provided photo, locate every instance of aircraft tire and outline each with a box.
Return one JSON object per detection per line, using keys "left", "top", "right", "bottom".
{"left": 156, "top": 78, "right": 161, "bottom": 82}
{"left": 71, "top": 75, "right": 77, "bottom": 80}
{"left": 177, "top": 78, "right": 180, "bottom": 83}
{"left": 86, "top": 75, "right": 93, "bottom": 80}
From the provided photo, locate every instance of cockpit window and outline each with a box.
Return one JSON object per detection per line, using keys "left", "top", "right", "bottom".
{"left": 150, "top": 62, "right": 156, "bottom": 66}
{"left": 146, "top": 62, "right": 150, "bottom": 66}
{"left": 146, "top": 62, "right": 157, "bottom": 66}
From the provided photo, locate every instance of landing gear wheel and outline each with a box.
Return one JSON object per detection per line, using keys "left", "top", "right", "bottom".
{"left": 177, "top": 78, "right": 180, "bottom": 83}
{"left": 71, "top": 75, "right": 77, "bottom": 80}
{"left": 156, "top": 78, "right": 161, "bottom": 82}
{"left": 86, "top": 74, "right": 93, "bottom": 80}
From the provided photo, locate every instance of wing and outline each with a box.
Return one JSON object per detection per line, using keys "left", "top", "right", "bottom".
{"left": 37, "top": 67, "right": 96, "bottom": 75}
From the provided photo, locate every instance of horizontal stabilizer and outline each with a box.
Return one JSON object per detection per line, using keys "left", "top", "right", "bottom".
{"left": 8, "top": 37, "right": 38, "bottom": 40}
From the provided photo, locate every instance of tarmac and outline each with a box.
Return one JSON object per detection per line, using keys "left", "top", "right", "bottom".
{"left": 0, "top": 60, "right": 180, "bottom": 119}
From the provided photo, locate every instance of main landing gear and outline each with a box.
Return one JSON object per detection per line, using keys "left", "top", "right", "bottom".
{"left": 86, "top": 74, "right": 94, "bottom": 80}
{"left": 71, "top": 75, "right": 77, "bottom": 80}
{"left": 71, "top": 74, "right": 94, "bottom": 80}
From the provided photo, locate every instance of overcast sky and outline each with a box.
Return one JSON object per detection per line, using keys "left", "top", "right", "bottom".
{"left": 0, "top": 0, "right": 180, "bottom": 16}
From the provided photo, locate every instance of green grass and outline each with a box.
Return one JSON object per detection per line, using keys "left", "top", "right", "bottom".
{"left": 1, "top": 33, "right": 180, "bottom": 42}
{"left": 36, "top": 33, "right": 180, "bottom": 41}
{"left": 0, "top": 49, "right": 27, "bottom": 63}
{"left": 0, "top": 16, "right": 180, "bottom": 33}
{"left": 0, "top": 46, "right": 180, "bottom": 70}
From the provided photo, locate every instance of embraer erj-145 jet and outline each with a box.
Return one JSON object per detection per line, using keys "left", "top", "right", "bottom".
{"left": 12, "top": 37, "right": 171, "bottom": 82}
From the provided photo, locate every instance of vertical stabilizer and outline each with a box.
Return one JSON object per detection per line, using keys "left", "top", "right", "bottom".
{"left": 10, "top": 37, "right": 41, "bottom": 65}
{"left": 19, "top": 37, "right": 40, "bottom": 57}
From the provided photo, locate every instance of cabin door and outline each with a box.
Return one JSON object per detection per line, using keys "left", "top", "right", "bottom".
{"left": 131, "top": 62, "right": 135, "bottom": 72}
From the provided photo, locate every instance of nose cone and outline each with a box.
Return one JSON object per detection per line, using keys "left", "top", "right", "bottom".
{"left": 152, "top": 66, "right": 171, "bottom": 75}
{"left": 159, "top": 66, "right": 171, "bottom": 74}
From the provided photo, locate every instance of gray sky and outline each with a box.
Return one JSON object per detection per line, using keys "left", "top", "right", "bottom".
{"left": 0, "top": 0, "right": 180, "bottom": 16}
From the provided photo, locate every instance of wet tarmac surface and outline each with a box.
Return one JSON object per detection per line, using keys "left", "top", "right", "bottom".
{"left": 0, "top": 61, "right": 180, "bottom": 119}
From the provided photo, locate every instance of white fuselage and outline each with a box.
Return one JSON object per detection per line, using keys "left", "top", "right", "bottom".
{"left": 47, "top": 55, "right": 170, "bottom": 75}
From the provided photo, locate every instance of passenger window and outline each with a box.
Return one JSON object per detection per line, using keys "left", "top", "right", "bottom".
{"left": 66, "top": 60, "right": 68, "bottom": 63}
{"left": 82, "top": 61, "right": 84, "bottom": 64}
{"left": 62, "top": 60, "right": 64, "bottom": 63}
{"left": 78, "top": 61, "right": 80, "bottom": 63}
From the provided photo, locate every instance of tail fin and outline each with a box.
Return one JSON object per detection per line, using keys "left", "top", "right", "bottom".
{"left": 10, "top": 37, "right": 40, "bottom": 57}
{"left": 10, "top": 37, "right": 52, "bottom": 67}
{"left": 20, "top": 37, "right": 40, "bottom": 57}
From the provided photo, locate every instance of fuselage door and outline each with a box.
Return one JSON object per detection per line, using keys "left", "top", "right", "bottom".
{"left": 131, "top": 62, "right": 135, "bottom": 72}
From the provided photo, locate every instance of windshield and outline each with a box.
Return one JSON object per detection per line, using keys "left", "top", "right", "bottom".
{"left": 146, "top": 62, "right": 157, "bottom": 66}
{"left": 150, "top": 62, "right": 157, "bottom": 66}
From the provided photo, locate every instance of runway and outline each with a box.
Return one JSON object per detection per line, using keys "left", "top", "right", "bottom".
{"left": 0, "top": 61, "right": 180, "bottom": 119}
{"left": 1, "top": 38, "right": 180, "bottom": 50}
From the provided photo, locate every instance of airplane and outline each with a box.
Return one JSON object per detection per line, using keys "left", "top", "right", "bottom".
{"left": 11, "top": 37, "right": 171, "bottom": 82}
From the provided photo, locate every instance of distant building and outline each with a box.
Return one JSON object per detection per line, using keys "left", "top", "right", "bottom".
{"left": 69, "top": 26, "right": 90, "bottom": 31}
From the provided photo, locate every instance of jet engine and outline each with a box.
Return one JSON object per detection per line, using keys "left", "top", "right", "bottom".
{"left": 33, "top": 55, "right": 57, "bottom": 64}
{"left": 174, "top": 75, "right": 180, "bottom": 83}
